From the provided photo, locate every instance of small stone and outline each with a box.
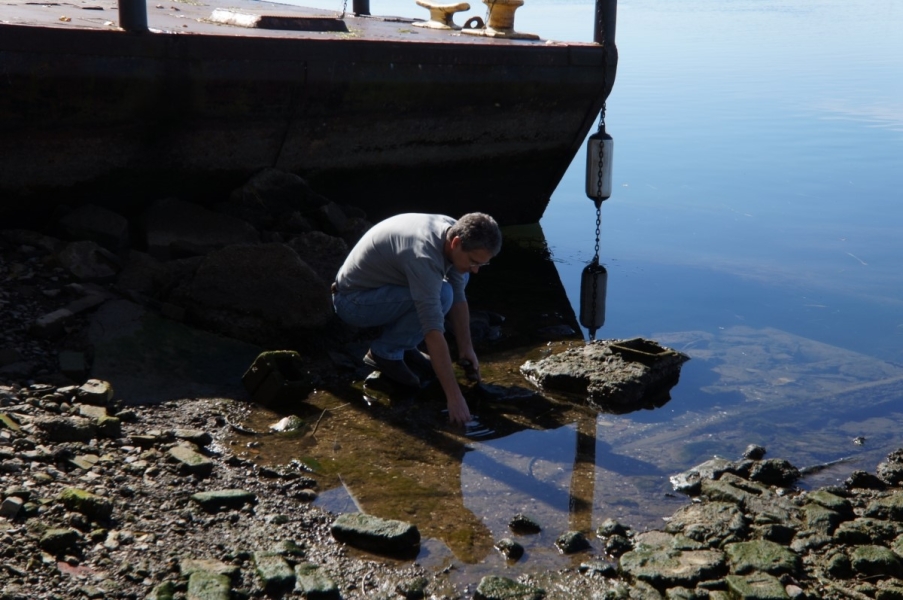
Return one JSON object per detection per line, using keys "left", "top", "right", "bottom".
{"left": 604, "top": 534, "right": 633, "bottom": 557}
{"left": 273, "top": 539, "right": 305, "bottom": 557}
{"left": 190, "top": 489, "right": 256, "bottom": 511}
{"left": 331, "top": 513, "right": 420, "bottom": 554}
{"left": 747, "top": 458, "right": 800, "bottom": 487}
{"left": 508, "top": 513, "right": 542, "bottom": 534}
{"left": 597, "top": 518, "right": 629, "bottom": 538}
{"left": 172, "top": 428, "right": 212, "bottom": 447}
{"left": 494, "top": 537, "right": 524, "bottom": 561}
{"left": 555, "top": 530, "right": 591, "bottom": 554}
{"left": 77, "top": 405, "right": 107, "bottom": 420}
{"left": 168, "top": 444, "right": 214, "bottom": 477}
{"left": 270, "top": 415, "right": 304, "bottom": 432}
{"left": 742, "top": 444, "right": 767, "bottom": 460}
{"left": 0, "top": 413, "right": 21, "bottom": 431}
{"left": 179, "top": 557, "right": 239, "bottom": 578}
{"left": 96, "top": 415, "right": 121, "bottom": 438}
{"left": 396, "top": 576, "right": 429, "bottom": 600}
{"left": 578, "top": 560, "right": 618, "bottom": 578}
{"left": 254, "top": 551, "right": 295, "bottom": 594}
{"left": 75, "top": 379, "right": 114, "bottom": 406}
{"left": 0, "top": 496, "right": 24, "bottom": 519}
{"left": 40, "top": 527, "right": 82, "bottom": 553}
{"left": 825, "top": 552, "right": 853, "bottom": 579}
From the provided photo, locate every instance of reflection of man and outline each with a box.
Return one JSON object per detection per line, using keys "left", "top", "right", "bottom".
{"left": 332, "top": 212, "right": 502, "bottom": 425}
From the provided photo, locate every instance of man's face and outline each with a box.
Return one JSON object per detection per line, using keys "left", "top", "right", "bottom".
{"left": 450, "top": 236, "right": 493, "bottom": 274}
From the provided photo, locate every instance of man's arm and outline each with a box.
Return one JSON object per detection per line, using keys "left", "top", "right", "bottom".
{"left": 447, "top": 300, "right": 480, "bottom": 381}
{"left": 424, "top": 329, "right": 471, "bottom": 426}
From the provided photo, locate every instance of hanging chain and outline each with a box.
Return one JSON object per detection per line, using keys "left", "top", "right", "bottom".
{"left": 588, "top": 103, "right": 606, "bottom": 343}
{"left": 586, "top": 4, "right": 609, "bottom": 343}
{"left": 339, "top": 0, "right": 348, "bottom": 19}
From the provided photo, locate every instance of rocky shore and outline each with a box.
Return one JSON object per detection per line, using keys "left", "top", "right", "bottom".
{"left": 3, "top": 171, "right": 903, "bottom": 599}
{"left": 2, "top": 377, "right": 903, "bottom": 600}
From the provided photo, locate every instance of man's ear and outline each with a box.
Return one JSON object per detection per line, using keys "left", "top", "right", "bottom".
{"left": 449, "top": 236, "right": 462, "bottom": 250}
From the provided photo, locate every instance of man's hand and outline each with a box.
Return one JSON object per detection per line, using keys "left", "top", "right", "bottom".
{"left": 446, "top": 391, "right": 472, "bottom": 425}
{"left": 424, "top": 330, "right": 473, "bottom": 427}
{"left": 458, "top": 355, "right": 481, "bottom": 382}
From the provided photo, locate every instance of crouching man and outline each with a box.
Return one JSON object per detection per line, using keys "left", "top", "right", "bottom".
{"left": 331, "top": 212, "right": 502, "bottom": 425}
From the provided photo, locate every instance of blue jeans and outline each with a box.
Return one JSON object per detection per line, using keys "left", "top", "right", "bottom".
{"left": 333, "top": 281, "right": 455, "bottom": 360}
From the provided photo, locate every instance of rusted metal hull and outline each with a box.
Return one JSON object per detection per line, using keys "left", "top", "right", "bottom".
{"left": 0, "top": 3, "right": 616, "bottom": 225}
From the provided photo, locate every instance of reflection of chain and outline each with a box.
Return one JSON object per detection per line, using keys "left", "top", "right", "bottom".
{"left": 588, "top": 202, "right": 602, "bottom": 341}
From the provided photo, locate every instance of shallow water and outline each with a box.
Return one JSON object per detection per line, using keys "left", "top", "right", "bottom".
{"left": 238, "top": 0, "right": 903, "bottom": 582}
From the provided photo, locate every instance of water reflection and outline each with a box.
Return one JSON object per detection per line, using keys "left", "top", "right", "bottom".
{"left": 230, "top": 220, "right": 903, "bottom": 580}
{"left": 231, "top": 224, "right": 688, "bottom": 574}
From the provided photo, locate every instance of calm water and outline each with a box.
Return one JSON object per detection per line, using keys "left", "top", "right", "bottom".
{"left": 253, "top": 0, "right": 903, "bottom": 582}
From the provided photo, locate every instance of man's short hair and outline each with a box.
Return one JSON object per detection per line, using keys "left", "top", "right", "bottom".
{"left": 449, "top": 212, "right": 502, "bottom": 255}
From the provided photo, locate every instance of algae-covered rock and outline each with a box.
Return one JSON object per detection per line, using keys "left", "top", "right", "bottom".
{"left": 187, "top": 570, "right": 231, "bottom": 600}
{"left": 724, "top": 573, "right": 788, "bottom": 600}
{"left": 331, "top": 512, "right": 420, "bottom": 554}
{"left": 254, "top": 551, "right": 295, "bottom": 594}
{"left": 619, "top": 546, "right": 727, "bottom": 590}
{"left": 39, "top": 527, "right": 82, "bottom": 553}
{"left": 834, "top": 517, "right": 901, "bottom": 545}
{"left": 294, "top": 562, "right": 339, "bottom": 599}
{"left": 474, "top": 575, "right": 545, "bottom": 600}
{"left": 725, "top": 539, "right": 800, "bottom": 577}
{"left": 802, "top": 503, "right": 843, "bottom": 535}
{"left": 395, "top": 576, "right": 429, "bottom": 600}
{"left": 851, "top": 545, "right": 903, "bottom": 578}
{"left": 59, "top": 487, "right": 113, "bottom": 520}
{"left": 806, "top": 489, "right": 854, "bottom": 518}
{"left": 665, "top": 502, "right": 747, "bottom": 546}
{"left": 864, "top": 491, "right": 903, "bottom": 522}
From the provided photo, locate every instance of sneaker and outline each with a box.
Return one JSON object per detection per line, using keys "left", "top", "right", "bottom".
{"left": 363, "top": 350, "right": 420, "bottom": 388}
{"left": 404, "top": 349, "right": 434, "bottom": 378}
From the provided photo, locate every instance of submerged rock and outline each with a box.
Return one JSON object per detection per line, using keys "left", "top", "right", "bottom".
{"left": 520, "top": 338, "right": 688, "bottom": 410}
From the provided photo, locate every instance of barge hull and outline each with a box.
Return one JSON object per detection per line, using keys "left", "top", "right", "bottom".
{"left": 0, "top": 3, "right": 617, "bottom": 225}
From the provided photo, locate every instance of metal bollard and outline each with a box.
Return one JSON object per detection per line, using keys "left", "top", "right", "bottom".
{"left": 119, "top": 0, "right": 148, "bottom": 32}
{"left": 353, "top": 0, "right": 370, "bottom": 15}
{"left": 593, "top": 0, "right": 616, "bottom": 46}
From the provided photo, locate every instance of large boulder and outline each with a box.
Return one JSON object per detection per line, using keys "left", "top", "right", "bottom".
{"left": 142, "top": 198, "right": 259, "bottom": 260}
{"left": 287, "top": 231, "right": 348, "bottom": 285}
{"left": 58, "top": 204, "right": 129, "bottom": 254}
{"left": 177, "top": 243, "right": 332, "bottom": 346}
{"left": 520, "top": 338, "right": 688, "bottom": 409}
{"left": 220, "top": 168, "right": 329, "bottom": 230}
